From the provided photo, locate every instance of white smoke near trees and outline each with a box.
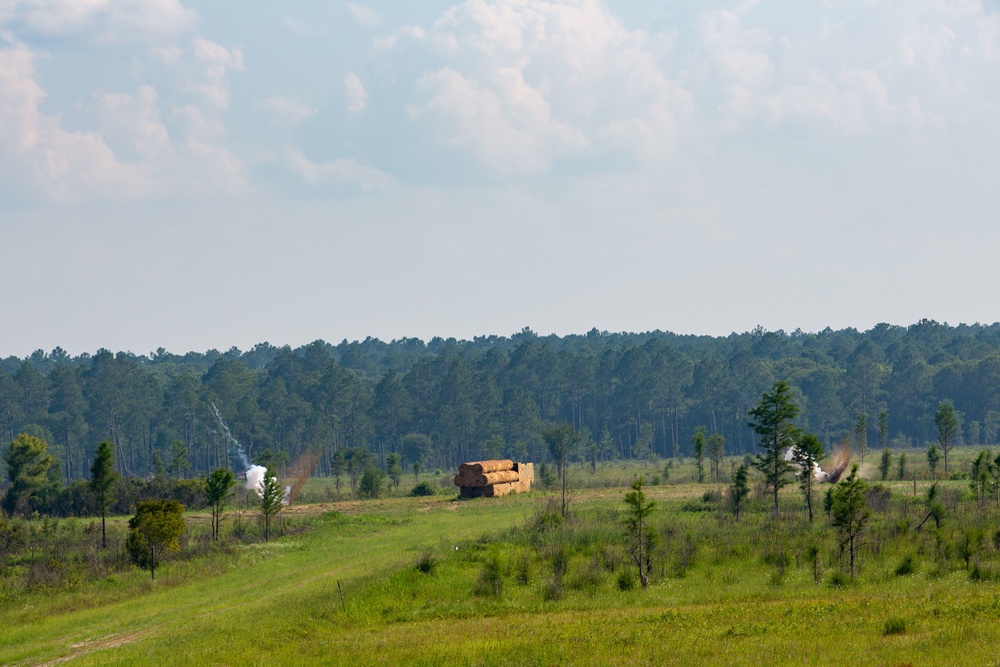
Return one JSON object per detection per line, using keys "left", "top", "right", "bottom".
{"left": 213, "top": 403, "right": 291, "bottom": 505}
{"left": 246, "top": 464, "right": 267, "bottom": 496}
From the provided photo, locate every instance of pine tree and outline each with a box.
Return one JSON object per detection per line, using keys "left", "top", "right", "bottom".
{"left": 623, "top": 478, "right": 655, "bottom": 588}
{"left": 748, "top": 381, "right": 800, "bottom": 513}
{"left": 90, "top": 441, "right": 117, "bottom": 548}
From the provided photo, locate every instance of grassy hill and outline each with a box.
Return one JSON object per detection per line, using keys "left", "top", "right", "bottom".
{"left": 5, "top": 456, "right": 1000, "bottom": 665}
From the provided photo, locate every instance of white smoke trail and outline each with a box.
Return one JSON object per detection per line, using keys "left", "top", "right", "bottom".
{"left": 210, "top": 402, "right": 250, "bottom": 471}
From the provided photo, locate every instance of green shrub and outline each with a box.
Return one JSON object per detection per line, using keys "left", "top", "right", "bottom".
{"left": 895, "top": 554, "right": 917, "bottom": 577}
{"left": 828, "top": 571, "right": 848, "bottom": 588}
{"left": 514, "top": 551, "right": 532, "bottom": 585}
{"left": 410, "top": 481, "right": 437, "bottom": 496}
{"left": 415, "top": 551, "right": 437, "bottom": 575}
{"left": 530, "top": 502, "right": 564, "bottom": 533}
{"left": 970, "top": 563, "right": 999, "bottom": 581}
{"left": 475, "top": 554, "right": 504, "bottom": 597}
{"left": 617, "top": 568, "right": 637, "bottom": 591}
{"left": 358, "top": 468, "right": 385, "bottom": 499}
{"left": 539, "top": 463, "right": 557, "bottom": 488}
{"left": 883, "top": 617, "right": 906, "bottom": 636}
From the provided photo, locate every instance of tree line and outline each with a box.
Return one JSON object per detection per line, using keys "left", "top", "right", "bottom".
{"left": 2, "top": 319, "right": 1000, "bottom": 484}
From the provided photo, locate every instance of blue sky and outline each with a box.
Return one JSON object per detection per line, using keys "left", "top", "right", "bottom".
{"left": 2, "top": 0, "right": 999, "bottom": 356}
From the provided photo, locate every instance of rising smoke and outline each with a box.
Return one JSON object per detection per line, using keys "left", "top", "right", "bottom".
{"left": 246, "top": 464, "right": 267, "bottom": 496}
{"left": 211, "top": 403, "right": 290, "bottom": 505}
{"left": 210, "top": 402, "right": 250, "bottom": 471}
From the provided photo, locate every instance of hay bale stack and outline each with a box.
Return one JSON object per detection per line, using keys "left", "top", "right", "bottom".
{"left": 455, "top": 459, "right": 532, "bottom": 498}
{"left": 513, "top": 462, "right": 533, "bottom": 492}
{"left": 458, "top": 460, "right": 514, "bottom": 476}
{"left": 453, "top": 469, "right": 521, "bottom": 487}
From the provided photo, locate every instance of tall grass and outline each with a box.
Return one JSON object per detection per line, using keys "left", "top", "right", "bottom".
{"left": 7, "top": 450, "right": 1000, "bottom": 665}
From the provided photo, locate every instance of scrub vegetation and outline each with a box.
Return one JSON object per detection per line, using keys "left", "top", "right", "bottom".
{"left": 5, "top": 447, "right": 1000, "bottom": 665}
{"left": 6, "top": 323, "right": 1000, "bottom": 664}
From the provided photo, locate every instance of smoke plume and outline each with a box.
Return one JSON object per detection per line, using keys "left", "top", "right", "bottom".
{"left": 210, "top": 402, "right": 250, "bottom": 471}
{"left": 246, "top": 464, "right": 267, "bottom": 497}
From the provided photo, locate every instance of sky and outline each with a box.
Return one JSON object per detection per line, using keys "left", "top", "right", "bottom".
{"left": 2, "top": 0, "right": 1000, "bottom": 358}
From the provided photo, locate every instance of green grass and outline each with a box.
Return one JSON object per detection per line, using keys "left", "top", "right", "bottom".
{"left": 6, "top": 451, "right": 1000, "bottom": 665}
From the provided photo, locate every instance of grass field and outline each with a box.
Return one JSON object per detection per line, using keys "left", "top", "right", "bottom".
{"left": 5, "top": 450, "right": 1000, "bottom": 665}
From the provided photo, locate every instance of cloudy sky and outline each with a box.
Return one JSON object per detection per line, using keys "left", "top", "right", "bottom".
{"left": 2, "top": 0, "right": 999, "bottom": 357}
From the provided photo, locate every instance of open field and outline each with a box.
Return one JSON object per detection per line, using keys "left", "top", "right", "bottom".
{"left": 5, "top": 451, "right": 1000, "bottom": 665}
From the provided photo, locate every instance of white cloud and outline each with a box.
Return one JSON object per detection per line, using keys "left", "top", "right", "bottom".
{"left": 0, "top": 36, "right": 248, "bottom": 201}
{"left": 256, "top": 95, "right": 318, "bottom": 123}
{"left": 344, "top": 72, "right": 367, "bottom": 114}
{"left": 390, "top": 0, "right": 689, "bottom": 172}
{"left": 346, "top": 3, "right": 381, "bottom": 28}
{"left": 283, "top": 17, "right": 320, "bottom": 37}
{"left": 189, "top": 37, "right": 243, "bottom": 111}
{"left": 414, "top": 66, "right": 588, "bottom": 173}
{"left": 0, "top": 0, "right": 197, "bottom": 42}
{"left": 286, "top": 148, "right": 393, "bottom": 191}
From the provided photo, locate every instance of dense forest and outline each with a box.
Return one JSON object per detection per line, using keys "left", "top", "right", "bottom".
{"left": 3, "top": 319, "right": 1000, "bottom": 483}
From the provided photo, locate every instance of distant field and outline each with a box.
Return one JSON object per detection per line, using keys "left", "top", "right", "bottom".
{"left": 5, "top": 449, "right": 1000, "bottom": 666}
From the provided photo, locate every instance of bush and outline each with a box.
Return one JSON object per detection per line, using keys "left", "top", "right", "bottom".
{"left": 410, "top": 481, "right": 437, "bottom": 496}
{"left": 358, "top": 468, "right": 385, "bottom": 499}
{"left": 895, "top": 554, "right": 917, "bottom": 577}
{"left": 617, "top": 568, "right": 637, "bottom": 591}
{"left": 883, "top": 617, "right": 906, "bottom": 636}
{"left": 828, "top": 571, "right": 848, "bottom": 588}
{"left": 415, "top": 551, "right": 437, "bottom": 575}
{"left": 475, "top": 554, "right": 504, "bottom": 597}
{"left": 172, "top": 479, "right": 207, "bottom": 509}
{"left": 515, "top": 551, "right": 532, "bottom": 585}
{"left": 865, "top": 485, "right": 892, "bottom": 513}
{"left": 543, "top": 578, "right": 564, "bottom": 600}
{"left": 530, "top": 504, "right": 564, "bottom": 533}
{"left": 539, "top": 463, "right": 557, "bottom": 488}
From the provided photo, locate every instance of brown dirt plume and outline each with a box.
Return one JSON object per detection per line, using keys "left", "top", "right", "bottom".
{"left": 824, "top": 441, "right": 851, "bottom": 483}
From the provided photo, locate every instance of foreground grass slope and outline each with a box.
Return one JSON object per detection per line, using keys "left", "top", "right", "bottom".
{"left": 6, "top": 457, "right": 1000, "bottom": 665}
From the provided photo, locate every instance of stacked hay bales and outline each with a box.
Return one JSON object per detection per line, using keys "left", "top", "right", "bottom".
{"left": 454, "top": 460, "right": 533, "bottom": 498}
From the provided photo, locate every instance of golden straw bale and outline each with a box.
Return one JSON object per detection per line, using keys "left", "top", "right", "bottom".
{"left": 458, "top": 460, "right": 514, "bottom": 476}
{"left": 453, "top": 470, "right": 520, "bottom": 487}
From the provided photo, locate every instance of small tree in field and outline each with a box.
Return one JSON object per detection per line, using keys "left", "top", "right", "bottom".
{"left": 90, "top": 440, "right": 117, "bottom": 548}
{"left": 128, "top": 499, "right": 185, "bottom": 581}
{"left": 258, "top": 474, "right": 284, "bottom": 542}
{"left": 927, "top": 444, "right": 942, "bottom": 480}
{"left": 878, "top": 410, "right": 889, "bottom": 451}
{"left": 542, "top": 423, "right": 580, "bottom": 519}
{"left": 897, "top": 452, "right": 908, "bottom": 480}
{"left": 935, "top": 400, "right": 959, "bottom": 473}
{"left": 730, "top": 462, "right": 749, "bottom": 520}
{"left": 879, "top": 448, "right": 892, "bottom": 482}
{"left": 205, "top": 468, "right": 235, "bottom": 540}
{"left": 792, "top": 433, "right": 824, "bottom": 523}
{"left": 853, "top": 413, "right": 868, "bottom": 464}
{"left": 623, "top": 477, "right": 655, "bottom": 588}
{"left": 970, "top": 450, "right": 991, "bottom": 508}
{"left": 358, "top": 467, "right": 386, "bottom": 499}
{"left": 2, "top": 433, "right": 53, "bottom": 518}
{"left": 691, "top": 427, "right": 707, "bottom": 483}
{"left": 749, "top": 381, "right": 800, "bottom": 513}
{"left": 385, "top": 453, "right": 403, "bottom": 492}
{"left": 708, "top": 433, "right": 726, "bottom": 482}
{"left": 831, "top": 464, "right": 869, "bottom": 578}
